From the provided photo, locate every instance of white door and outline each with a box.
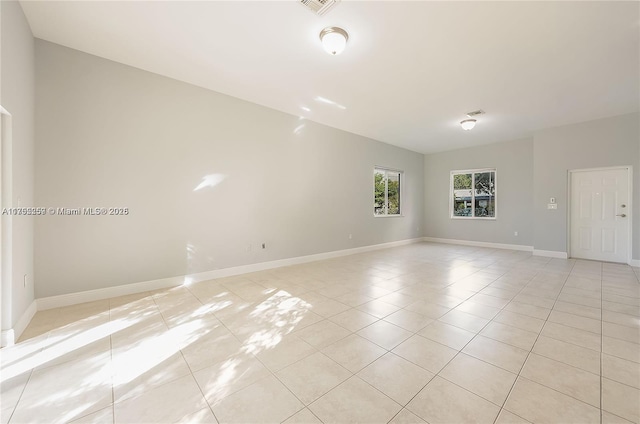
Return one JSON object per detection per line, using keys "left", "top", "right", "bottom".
{"left": 570, "top": 168, "right": 630, "bottom": 263}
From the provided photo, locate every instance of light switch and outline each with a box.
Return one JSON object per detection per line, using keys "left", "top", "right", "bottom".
{"left": 550, "top": 197, "right": 556, "bottom": 204}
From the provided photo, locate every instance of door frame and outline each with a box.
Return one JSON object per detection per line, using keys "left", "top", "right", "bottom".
{"left": 0, "top": 105, "right": 12, "bottom": 345}
{"left": 567, "top": 165, "right": 633, "bottom": 264}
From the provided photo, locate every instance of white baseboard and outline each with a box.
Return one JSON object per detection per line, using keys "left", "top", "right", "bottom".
{"left": 1, "top": 300, "right": 37, "bottom": 347}
{"left": 533, "top": 249, "right": 569, "bottom": 259}
{"left": 0, "top": 329, "right": 15, "bottom": 347}
{"left": 629, "top": 259, "right": 640, "bottom": 267}
{"left": 183, "top": 237, "right": 423, "bottom": 285}
{"left": 36, "top": 275, "right": 185, "bottom": 310}
{"left": 422, "top": 237, "right": 533, "bottom": 252}
{"left": 37, "top": 237, "right": 424, "bottom": 310}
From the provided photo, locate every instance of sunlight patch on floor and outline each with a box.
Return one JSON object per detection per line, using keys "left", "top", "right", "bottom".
{"left": 242, "top": 290, "right": 311, "bottom": 354}
{"left": 113, "top": 319, "right": 207, "bottom": 387}
{"left": 2, "top": 318, "right": 131, "bottom": 381}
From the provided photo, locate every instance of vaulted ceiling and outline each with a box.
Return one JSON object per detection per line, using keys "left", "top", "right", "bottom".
{"left": 20, "top": 0, "right": 640, "bottom": 153}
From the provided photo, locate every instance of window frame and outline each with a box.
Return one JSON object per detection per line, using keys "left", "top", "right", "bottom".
{"left": 449, "top": 168, "right": 497, "bottom": 220}
{"left": 374, "top": 167, "right": 403, "bottom": 218}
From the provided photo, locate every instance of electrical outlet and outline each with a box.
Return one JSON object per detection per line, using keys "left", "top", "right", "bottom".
{"left": 514, "top": 231, "right": 518, "bottom": 236}
{"left": 348, "top": 234, "right": 352, "bottom": 239}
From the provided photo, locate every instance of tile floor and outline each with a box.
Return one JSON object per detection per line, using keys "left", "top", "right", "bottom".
{"left": 1, "top": 242, "right": 639, "bottom": 423}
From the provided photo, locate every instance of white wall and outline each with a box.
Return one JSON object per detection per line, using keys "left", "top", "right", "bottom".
{"left": 1, "top": 1, "right": 35, "bottom": 330}
{"left": 423, "top": 138, "right": 534, "bottom": 247}
{"left": 35, "top": 40, "right": 424, "bottom": 298}
{"left": 533, "top": 113, "right": 639, "bottom": 258}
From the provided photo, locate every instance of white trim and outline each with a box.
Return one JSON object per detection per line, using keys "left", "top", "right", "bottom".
{"left": 0, "top": 329, "right": 15, "bottom": 347}
{"left": 37, "top": 275, "right": 184, "bottom": 310}
{"left": 422, "top": 237, "right": 533, "bottom": 252}
{"left": 449, "top": 168, "right": 497, "bottom": 220}
{"left": 13, "top": 300, "right": 37, "bottom": 341}
{"left": 627, "top": 167, "right": 633, "bottom": 266}
{"left": 373, "top": 165, "right": 404, "bottom": 173}
{"left": 36, "top": 237, "right": 424, "bottom": 310}
{"left": 0, "top": 110, "right": 13, "bottom": 344}
{"left": 629, "top": 259, "right": 640, "bottom": 267}
{"left": 374, "top": 167, "right": 403, "bottom": 217}
{"left": 533, "top": 249, "right": 569, "bottom": 259}
{"left": 1, "top": 300, "right": 37, "bottom": 347}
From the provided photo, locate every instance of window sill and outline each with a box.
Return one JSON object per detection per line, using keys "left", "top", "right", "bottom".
{"left": 450, "top": 216, "right": 497, "bottom": 220}
{"left": 374, "top": 214, "right": 404, "bottom": 218}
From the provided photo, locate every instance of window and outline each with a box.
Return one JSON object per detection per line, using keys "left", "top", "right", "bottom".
{"left": 374, "top": 168, "right": 402, "bottom": 216}
{"left": 451, "top": 169, "right": 496, "bottom": 219}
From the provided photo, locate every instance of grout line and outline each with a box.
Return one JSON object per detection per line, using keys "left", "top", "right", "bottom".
{"left": 109, "top": 310, "right": 115, "bottom": 424}
{"left": 492, "top": 256, "right": 575, "bottom": 423}
{"left": 600, "top": 261, "right": 604, "bottom": 424}
{"left": 384, "top": 256, "right": 554, "bottom": 422}
{"left": 268, "top": 254, "right": 529, "bottom": 422}
{"left": 11, "top": 247, "right": 640, "bottom": 424}
{"left": 4, "top": 367, "right": 35, "bottom": 424}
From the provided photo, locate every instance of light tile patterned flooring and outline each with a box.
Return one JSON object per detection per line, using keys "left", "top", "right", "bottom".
{"left": 2, "top": 242, "right": 639, "bottom": 423}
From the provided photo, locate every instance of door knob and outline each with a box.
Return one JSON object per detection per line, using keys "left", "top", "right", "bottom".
{"left": 616, "top": 214, "right": 626, "bottom": 217}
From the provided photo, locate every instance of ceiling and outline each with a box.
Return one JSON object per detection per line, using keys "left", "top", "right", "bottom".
{"left": 20, "top": 0, "right": 640, "bottom": 154}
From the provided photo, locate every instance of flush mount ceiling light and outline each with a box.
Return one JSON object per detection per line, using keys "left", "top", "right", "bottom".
{"left": 320, "top": 27, "right": 349, "bottom": 55}
{"left": 460, "top": 110, "right": 484, "bottom": 130}
{"left": 460, "top": 119, "right": 477, "bottom": 130}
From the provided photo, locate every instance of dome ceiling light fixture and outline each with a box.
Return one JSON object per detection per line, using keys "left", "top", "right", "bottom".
{"left": 320, "top": 27, "right": 349, "bottom": 55}
{"left": 460, "top": 119, "right": 477, "bottom": 130}
{"left": 460, "top": 109, "right": 485, "bottom": 130}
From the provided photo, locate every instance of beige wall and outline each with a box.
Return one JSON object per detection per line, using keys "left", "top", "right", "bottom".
{"left": 34, "top": 40, "right": 424, "bottom": 298}
{"left": 1, "top": 1, "right": 35, "bottom": 328}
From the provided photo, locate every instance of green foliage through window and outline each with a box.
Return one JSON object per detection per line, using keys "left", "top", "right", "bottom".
{"left": 374, "top": 168, "right": 402, "bottom": 216}
{"left": 453, "top": 173, "right": 472, "bottom": 190}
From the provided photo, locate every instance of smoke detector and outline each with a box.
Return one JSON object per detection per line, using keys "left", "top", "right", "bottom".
{"left": 299, "top": 0, "right": 340, "bottom": 16}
